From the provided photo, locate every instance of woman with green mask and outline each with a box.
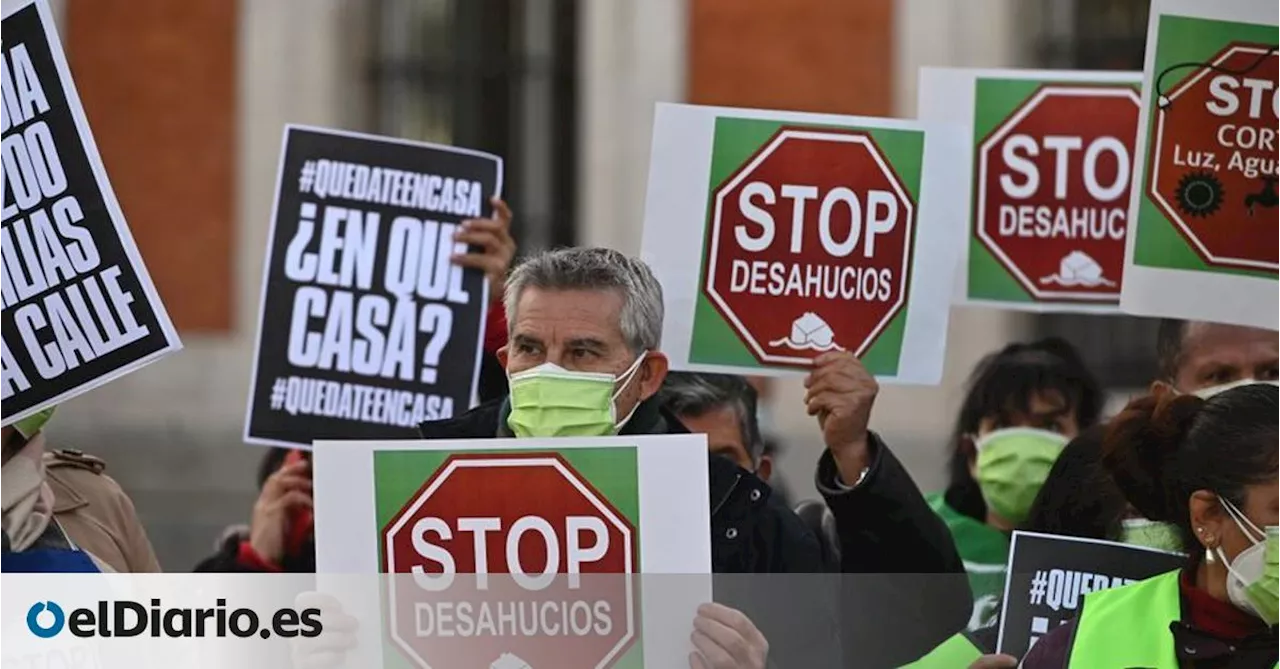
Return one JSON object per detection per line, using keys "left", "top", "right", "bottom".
{"left": 926, "top": 338, "right": 1103, "bottom": 631}
{"left": 1022, "top": 382, "right": 1279, "bottom": 668}
{"left": 908, "top": 419, "right": 1162, "bottom": 667}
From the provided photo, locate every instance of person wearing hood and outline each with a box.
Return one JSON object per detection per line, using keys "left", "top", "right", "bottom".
{"left": 2, "top": 408, "right": 160, "bottom": 573}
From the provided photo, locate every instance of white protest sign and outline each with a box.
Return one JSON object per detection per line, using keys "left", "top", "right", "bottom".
{"left": 640, "top": 103, "right": 965, "bottom": 383}
{"left": 1121, "top": 0, "right": 1278, "bottom": 328}
{"left": 312, "top": 434, "right": 712, "bottom": 669}
{"left": 919, "top": 68, "right": 1142, "bottom": 314}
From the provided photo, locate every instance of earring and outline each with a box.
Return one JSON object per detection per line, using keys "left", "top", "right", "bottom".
{"left": 1202, "top": 530, "right": 1220, "bottom": 563}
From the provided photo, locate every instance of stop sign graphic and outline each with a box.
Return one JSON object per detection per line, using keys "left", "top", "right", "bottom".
{"left": 977, "top": 86, "right": 1140, "bottom": 301}
{"left": 704, "top": 127, "right": 915, "bottom": 366}
{"left": 383, "top": 453, "right": 637, "bottom": 669}
{"left": 1148, "top": 43, "right": 1278, "bottom": 272}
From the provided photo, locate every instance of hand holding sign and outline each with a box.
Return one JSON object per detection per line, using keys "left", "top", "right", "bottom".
{"left": 451, "top": 197, "right": 515, "bottom": 306}
{"left": 689, "top": 603, "right": 769, "bottom": 669}
{"left": 249, "top": 458, "right": 313, "bottom": 564}
{"left": 289, "top": 591, "right": 358, "bottom": 669}
{"left": 805, "top": 352, "right": 878, "bottom": 485}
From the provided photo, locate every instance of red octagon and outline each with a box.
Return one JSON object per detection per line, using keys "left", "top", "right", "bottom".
{"left": 383, "top": 453, "right": 636, "bottom": 669}
{"left": 704, "top": 127, "right": 915, "bottom": 366}
{"left": 1148, "top": 42, "right": 1278, "bottom": 272}
{"left": 977, "top": 85, "right": 1140, "bottom": 302}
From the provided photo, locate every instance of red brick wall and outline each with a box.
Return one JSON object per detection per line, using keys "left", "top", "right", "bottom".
{"left": 689, "top": 0, "right": 894, "bottom": 116}
{"left": 67, "top": 0, "right": 236, "bottom": 331}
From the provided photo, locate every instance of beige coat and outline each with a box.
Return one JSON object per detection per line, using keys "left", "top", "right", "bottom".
{"left": 44, "top": 448, "right": 162, "bottom": 573}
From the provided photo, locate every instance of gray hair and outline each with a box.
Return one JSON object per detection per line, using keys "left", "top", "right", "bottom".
{"left": 658, "top": 372, "right": 765, "bottom": 465}
{"left": 504, "top": 247, "right": 664, "bottom": 353}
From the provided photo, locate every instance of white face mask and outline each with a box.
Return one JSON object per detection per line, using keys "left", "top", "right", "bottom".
{"left": 1191, "top": 379, "right": 1280, "bottom": 399}
{"left": 1215, "top": 496, "right": 1277, "bottom": 623}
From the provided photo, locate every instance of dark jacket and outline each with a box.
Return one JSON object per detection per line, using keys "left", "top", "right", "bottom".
{"left": 417, "top": 395, "right": 825, "bottom": 574}
{"left": 423, "top": 395, "right": 971, "bottom": 668}
{"left": 815, "top": 443, "right": 975, "bottom": 667}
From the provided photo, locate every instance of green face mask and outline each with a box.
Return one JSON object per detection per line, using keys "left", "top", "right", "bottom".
{"left": 1120, "top": 518, "right": 1183, "bottom": 553}
{"left": 12, "top": 407, "right": 56, "bottom": 439}
{"left": 1246, "top": 526, "right": 1280, "bottom": 626}
{"left": 506, "top": 354, "right": 646, "bottom": 438}
{"left": 974, "top": 427, "right": 1068, "bottom": 526}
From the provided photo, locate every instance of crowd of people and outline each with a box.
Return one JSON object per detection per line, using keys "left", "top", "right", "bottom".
{"left": 2, "top": 199, "right": 1276, "bottom": 668}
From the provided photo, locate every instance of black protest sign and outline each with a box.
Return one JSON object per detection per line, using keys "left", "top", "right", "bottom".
{"left": 996, "top": 531, "right": 1185, "bottom": 658}
{"left": 245, "top": 125, "right": 500, "bottom": 448}
{"left": 0, "top": 0, "right": 181, "bottom": 425}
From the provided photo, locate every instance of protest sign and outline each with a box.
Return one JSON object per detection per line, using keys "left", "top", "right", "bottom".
{"left": 312, "top": 435, "right": 712, "bottom": 669}
{"left": 245, "top": 126, "right": 500, "bottom": 448}
{"left": 919, "top": 68, "right": 1141, "bottom": 313}
{"left": 0, "top": 0, "right": 181, "bottom": 425}
{"left": 1121, "top": 0, "right": 1278, "bottom": 329}
{"left": 641, "top": 103, "right": 964, "bottom": 383}
{"left": 996, "top": 531, "right": 1185, "bottom": 659}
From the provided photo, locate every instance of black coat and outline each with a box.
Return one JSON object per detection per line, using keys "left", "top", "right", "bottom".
{"left": 420, "top": 395, "right": 971, "bottom": 668}
{"left": 417, "top": 395, "right": 825, "bottom": 575}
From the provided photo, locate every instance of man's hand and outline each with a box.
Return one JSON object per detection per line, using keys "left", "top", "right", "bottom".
{"left": 290, "top": 592, "right": 358, "bottom": 669}
{"left": 968, "top": 654, "right": 1019, "bottom": 668}
{"left": 689, "top": 603, "right": 768, "bottom": 669}
{"left": 804, "top": 351, "right": 878, "bottom": 486}
{"left": 452, "top": 197, "right": 516, "bottom": 305}
{"left": 248, "top": 459, "right": 312, "bottom": 564}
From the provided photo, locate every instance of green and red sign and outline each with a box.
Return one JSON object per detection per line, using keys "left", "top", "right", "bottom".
{"left": 1146, "top": 41, "right": 1277, "bottom": 271}
{"left": 918, "top": 68, "right": 1142, "bottom": 313}
{"left": 642, "top": 104, "right": 960, "bottom": 383}
{"left": 976, "top": 84, "right": 1140, "bottom": 303}
{"left": 1130, "top": 10, "right": 1278, "bottom": 278}
{"left": 1121, "top": 1, "right": 1277, "bottom": 329}
{"left": 703, "top": 127, "right": 916, "bottom": 366}
{"left": 378, "top": 449, "right": 641, "bottom": 669}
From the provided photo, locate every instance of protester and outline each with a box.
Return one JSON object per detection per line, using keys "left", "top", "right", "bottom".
{"left": 927, "top": 338, "right": 1103, "bottom": 629}
{"left": 1023, "top": 383, "right": 1279, "bottom": 667}
{"left": 658, "top": 372, "right": 774, "bottom": 481}
{"left": 1152, "top": 319, "right": 1277, "bottom": 395}
{"left": 415, "top": 247, "right": 971, "bottom": 668}
{"left": 907, "top": 426, "right": 1158, "bottom": 667}
{"left": 915, "top": 321, "right": 1279, "bottom": 667}
{"left": 2, "top": 409, "right": 160, "bottom": 573}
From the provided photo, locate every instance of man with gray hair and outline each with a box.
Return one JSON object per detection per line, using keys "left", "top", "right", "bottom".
{"left": 419, "top": 247, "right": 969, "bottom": 668}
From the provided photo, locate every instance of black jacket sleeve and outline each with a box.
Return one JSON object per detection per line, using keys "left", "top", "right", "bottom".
{"left": 192, "top": 534, "right": 259, "bottom": 573}
{"left": 815, "top": 433, "right": 974, "bottom": 668}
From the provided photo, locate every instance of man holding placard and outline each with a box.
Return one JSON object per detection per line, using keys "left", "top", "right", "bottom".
{"left": 417, "top": 246, "right": 971, "bottom": 668}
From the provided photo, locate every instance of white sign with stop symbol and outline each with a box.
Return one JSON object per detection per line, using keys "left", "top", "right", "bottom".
{"left": 311, "top": 435, "right": 713, "bottom": 669}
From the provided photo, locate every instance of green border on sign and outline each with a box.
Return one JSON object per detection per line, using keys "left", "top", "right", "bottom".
{"left": 968, "top": 77, "right": 1143, "bottom": 303}
{"left": 1132, "top": 14, "right": 1276, "bottom": 278}
{"left": 688, "top": 117, "right": 925, "bottom": 374}
{"left": 372, "top": 446, "right": 644, "bottom": 669}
